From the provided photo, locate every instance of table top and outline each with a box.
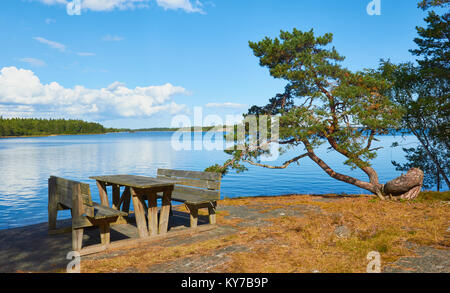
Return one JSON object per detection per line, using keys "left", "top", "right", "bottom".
{"left": 89, "top": 175, "right": 176, "bottom": 189}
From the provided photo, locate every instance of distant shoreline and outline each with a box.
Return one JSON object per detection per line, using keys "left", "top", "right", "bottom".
{"left": 0, "top": 132, "right": 113, "bottom": 139}
{"left": 0, "top": 129, "right": 412, "bottom": 139}
{"left": 0, "top": 129, "right": 229, "bottom": 139}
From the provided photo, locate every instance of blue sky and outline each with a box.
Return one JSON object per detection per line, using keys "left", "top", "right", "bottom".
{"left": 0, "top": 0, "right": 429, "bottom": 128}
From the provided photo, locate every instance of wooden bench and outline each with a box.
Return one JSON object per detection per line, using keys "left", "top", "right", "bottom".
{"left": 48, "top": 176, "right": 127, "bottom": 251}
{"left": 157, "top": 169, "right": 222, "bottom": 228}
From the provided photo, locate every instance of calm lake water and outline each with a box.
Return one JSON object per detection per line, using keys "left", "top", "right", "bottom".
{"left": 0, "top": 131, "right": 432, "bottom": 229}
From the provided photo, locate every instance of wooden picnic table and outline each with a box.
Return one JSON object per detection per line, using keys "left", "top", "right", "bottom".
{"left": 89, "top": 175, "right": 176, "bottom": 238}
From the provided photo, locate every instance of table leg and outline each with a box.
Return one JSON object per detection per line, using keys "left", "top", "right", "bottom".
{"left": 159, "top": 189, "right": 172, "bottom": 234}
{"left": 147, "top": 192, "right": 158, "bottom": 236}
{"left": 111, "top": 185, "right": 129, "bottom": 225}
{"left": 96, "top": 181, "right": 110, "bottom": 207}
{"left": 130, "top": 188, "right": 149, "bottom": 238}
{"left": 121, "top": 187, "right": 131, "bottom": 214}
{"left": 112, "top": 184, "right": 120, "bottom": 210}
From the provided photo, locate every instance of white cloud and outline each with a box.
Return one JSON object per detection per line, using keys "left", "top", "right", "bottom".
{"left": 38, "top": 0, "right": 68, "bottom": 4}
{"left": 33, "top": 37, "right": 66, "bottom": 52}
{"left": 0, "top": 67, "right": 188, "bottom": 119}
{"left": 156, "top": 0, "right": 204, "bottom": 13}
{"left": 45, "top": 18, "right": 56, "bottom": 24}
{"left": 80, "top": 0, "right": 149, "bottom": 11}
{"left": 76, "top": 52, "right": 96, "bottom": 56}
{"left": 205, "top": 102, "right": 246, "bottom": 109}
{"left": 0, "top": 105, "right": 36, "bottom": 118}
{"left": 33, "top": 37, "right": 94, "bottom": 57}
{"left": 19, "top": 58, "right": 47, "bottom": 67}
{"left": 33, "top": 0, "right": 205, "bottom": 13}
{"left": 102, "top": 34, "right": 124, "bottom": 42}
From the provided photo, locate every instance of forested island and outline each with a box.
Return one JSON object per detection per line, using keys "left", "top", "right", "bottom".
{"left": 0, "top": 117, "right": 124, "bottom": 137}
{"left": 0, "top": 117, "right": 226, "bottom": 138}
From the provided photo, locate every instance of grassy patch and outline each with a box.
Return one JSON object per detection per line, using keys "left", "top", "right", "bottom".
{"left": 413, "top": 191, "right": 450, "bottom": 203}
{"left": 79, "top": 192, "right": 449, "bottom": 273}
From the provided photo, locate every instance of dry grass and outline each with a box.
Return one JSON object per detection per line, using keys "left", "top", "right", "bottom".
{"left": 80, "top": 191, "right": 450, "bottom": 273}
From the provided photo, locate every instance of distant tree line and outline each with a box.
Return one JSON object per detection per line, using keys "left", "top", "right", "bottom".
{"left": 0, "top": 117, "right": 122, "bottom": 137}
{"left": 134, "top": 126, "right": 222, "bottom": 132}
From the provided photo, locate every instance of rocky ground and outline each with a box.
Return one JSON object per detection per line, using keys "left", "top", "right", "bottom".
{"left": 1, "top": 192, "right": 448, "bottom": 273}
{"left": 81, "top": 192, "right": 450, "bottom": 273}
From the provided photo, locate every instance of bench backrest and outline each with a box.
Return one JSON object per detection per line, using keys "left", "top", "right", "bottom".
{"left": 157, "top": 169, "right": 222, "bottom": 199}
{"left": 48, "top": 176, "right": 94, "bottom": 218}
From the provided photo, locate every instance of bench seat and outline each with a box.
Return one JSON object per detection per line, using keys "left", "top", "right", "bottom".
{"left": 157, "top": 169, "right": 222, "bottom": 228}
{"left": 48, "top": 176, "right": 128, "bottom": 251}
{"left": 169, "top": 191, "right": 219, "bottom": 205}
{"left": 91, "top": 202, "right": 127, "bottom": 219}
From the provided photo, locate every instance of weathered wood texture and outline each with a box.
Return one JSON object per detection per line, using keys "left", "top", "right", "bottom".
{"left": 157, "top": 169, "right": 221, "bottom": 203}
{"left": 48, "top": 176, "right": 127, "bottom": 251}
{"left": 147, "top": 192, "right": 158, "bottom": 236}
{"left": 91, "top": 175, "right": 176, "bottom": 238}
{"left": 96, "top": 181, "right": 110, "bottom": 207}
{"left": 158, "top": 169, "right": 222, "bottom": 181}
{"left": 384, "top": 168, "right": 424, "bottom": 200}
{"left": 159, "top": 190, "right": 172, "bottom": 234}
{"left": 157, "top": 169, "right": 222, "bottom": 227}
{"left": 89, "top": 175, "right": 176, "bottom": 189}
{"left": 130, "top": 187, "right": 149, "bottom": 238}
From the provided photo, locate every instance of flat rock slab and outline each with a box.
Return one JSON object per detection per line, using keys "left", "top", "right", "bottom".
{"left": 1, "top": 195, "right": 448, "bottom": 273}
{"left": 83, "top": 225, "right": 239, "bottom": 262}
{"left": 0, "top": 219, "right": 103, "bottom": 272}
{"left": 218, "top": 204, "right": 321, "bottom": 227}
{"left": 383, "top": 246, "right": 450, "bottom": 273}
{"left": 0, "top": 210, "right": 209, "bottom": 272}
{"left": 145, "top": 245, "right": 250, "bottom": 273}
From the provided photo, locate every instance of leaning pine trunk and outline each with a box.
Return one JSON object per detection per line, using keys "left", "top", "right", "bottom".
{"left": 383, "top": 168, "right": 424, "bottom": 200}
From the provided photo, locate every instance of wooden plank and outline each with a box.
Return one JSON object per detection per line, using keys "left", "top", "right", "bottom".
{"left": 132, "top": 186, "right": 174, "bottom": 194}
{"left": 48, "top": 177, "right": 58, "bottom": 230}
{"left": 72, "top": 228, "right": 84, "bottom": 251}
{"left": 72, "top": 216, "right": 95, "bottom": 229}
{"left": 208, "top": 202, "right": 216, "bottom": 225}
{"left": 157, "top": 169, "right": 221, "bottom": 181}
{"left": 185, "top": 204, "right": 199, "bottom": 228}
{"left": 90, "top": 175, "right": 176, "bottom": 189}
{"left": 91, "top": 202, "right": 127, "bottom": 219}
{"left": 71, "top": 183, "right": 85, "bottom": 228}
{"left": 99, "top": 222, "right": 110, "bottom": 245}
{"left": 157, "top": 175, "right": 220, "bottom": 190}
{"left": 174, "top": 186, "right": 219, "bottom": 198}
{"left": 61, "top": 180, "right": 95, "bottom": 218}
{"left": 166, "top": 192, "right": 217, "bottom": 204}
{"left": 96, "top": 181, "right": 110, "bottom": 207}
{"left": 159, "top": 189, "right": 172, "bottom": 235}
{"left": 130, "top": 187, "right": 149, "bottom": 238}
{"left": 51, "top": 176, "right": 92, "bottom": 207}
{"left": 147, "top": 192, "right": 158, "bottom": 236}
{"left": 190, "top": 208, "right": 198, "bottom": 228}
{"left": 80, "top": 184, "right": 93, "bottom": 206}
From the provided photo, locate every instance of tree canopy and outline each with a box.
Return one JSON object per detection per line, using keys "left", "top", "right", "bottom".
{"left": 386, "top": 0, "right": 449, "bottom": 190}
{"left": 207, "top": 28, "right": 416, "bottom": 200}
{"left": 0, "top": 117, "right": 120, "bottom": 137}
